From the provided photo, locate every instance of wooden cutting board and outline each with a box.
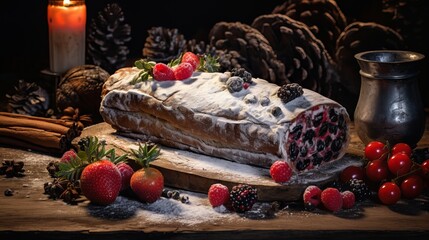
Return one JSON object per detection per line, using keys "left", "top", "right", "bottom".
{"left": 74, "top": 122, "right": 363, "bottom": 202}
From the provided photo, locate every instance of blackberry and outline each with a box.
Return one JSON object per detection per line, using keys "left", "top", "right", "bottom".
{"left": 231, "top": 68, "right": 252, "bottom": 83}
{"left": 226, "top": 76, "right": 244, "bottom": 93}
{"left": 277, "top": 83, "right": 304, "bottom": 104}
{"left": 230, "top": 184, "right": 258, "bottom": 213}
{"left": 344, "top": 179, "right": 371, "bottom": 202}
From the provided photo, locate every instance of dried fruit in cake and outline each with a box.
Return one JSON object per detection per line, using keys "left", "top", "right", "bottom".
{"left": 229, "top": 184, "right": 258, "bottom": 213}
{"left": 130, "top": 143, "right": 164, "bottom": 203}
{"left": 270, "top": 160, "right": 293, "bottom": 183}
{"left": 208, "top": 183, "right": 230, "bottom": 207}
{"left": 321, "top": 187, "right": 343, "bottom": 212}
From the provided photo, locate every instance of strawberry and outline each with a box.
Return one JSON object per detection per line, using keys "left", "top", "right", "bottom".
{"left": 173, "top": 62, "right": 194, "bottom": 80}
{"left": 116, "top": 162, "right": 134, "bottom": 191}
{"left": 60, "top": 149, "right": 78, "bottom": 163}
{"left": 153, "top": 63, "right": 174, "bottom": 81}
{"left": 181, "top": 52, "right": 200, "bottom": 71}
{"left": 56, "top": 136, "right": 128, "bottom": 205}
{"left": 130, "top": 143, "right": 164, "bottom": 203}
{"left": 208, "top": 183, "right": 230, "bottom": 207}
{"left": 270, "top": 160, "right": 293, "bottom": 183}
{"left": 80, "top": 159, "right": 122, "bottom": 205}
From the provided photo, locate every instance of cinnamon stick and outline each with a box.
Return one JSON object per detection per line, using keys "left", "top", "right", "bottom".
{"left": 0, "top": 112, "right": 81, "bottom": 155}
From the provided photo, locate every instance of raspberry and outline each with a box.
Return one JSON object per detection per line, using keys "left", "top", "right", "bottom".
{"left": 153, "top": 63, "right": 174, "bottom": 81}
{"left": 173, "top": 62, "right": 194, "bottom": 80}
{"left": 60, "top": 150, "right": 77, "bottom": 163}
{"left": 341, "top": 190, "right": 355, "bottom": 209}
{"left": 208, "top": 183, "right": 230, "bottom": 207}
{"left": 270, "top": 160, "right": 293, "bottom": 183}
{"left": 303, "top": 185, "right": 322, "bottom": 207}
{"left": 321, "top": 187, "right": 343, "bottom": 212}
{"left": 181, "top": 52, "right": 200, "bottom": 71}
{"left": 116, "top": 162, "right": 134, "bottom": 191}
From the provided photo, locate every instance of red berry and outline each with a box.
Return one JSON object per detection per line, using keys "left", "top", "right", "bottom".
{"left": 181, "top": 52, "right": 200, "bottom": 71}
{"left": 270, "top": 160, "right": 293, "bottom": 183}
{"left": 243, "top": 82, "right": 250, "bottom": 89}
{"left": 341, "top": 191, "right": 355, "bottom": 209}
{"left": 364, "top": 141, "right": 388, "bottom": 161}
{"left": 400, "top": 175, "right": 423, "bottom": 199}
{"left": 321, "top": 187, "right": 343, "bottom": 212}
{"left": 366, "top": 159, "right": 389, "bottom": 182}
{"left": 340, "top": 165, "right": 364, "bottom": 183}
{"left": 153, "top": 63, "right": 174, "bottom": 81}
{"left": 173, "top": 62, "right": 194, "bottom": 80}
{"left": 391, "top": 143, "right": 412, "bottom": 157}
{"left": 60, "top": 150, "right": 77, "bottom": 163}
{"left": 388, "top": 153, "right": 412, "bottom": 176}
{"left": 378, "top": 182, "right": 401, "bottom": 205}
{"left": 116, "top": 162, "right": 134, "bottom": 192}
{"left": 421, "top": 160, "right": 429, "bottom": 175}
{"left": 208, "top": 183, "right": 230, "bottom": 207}
{"left": 303, "top": 185, "right": 322, "bottom": 207}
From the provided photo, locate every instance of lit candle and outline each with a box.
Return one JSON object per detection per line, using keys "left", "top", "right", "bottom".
{"left": 47, "top": 0, "right": 86, "bottom": 74}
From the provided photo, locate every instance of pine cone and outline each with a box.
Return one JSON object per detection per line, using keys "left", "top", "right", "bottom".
{"left": 334, "top": 22, "right": 404, "bottom": 118}
{"left": 272, "top": 0, "right": 347, "bottom": 57}
{"left": 142, "top": 27, "right": 187, "bottom": 63}
{"left": 209, "top": 21, "right": 287, "bottom": 84}
{"left": 56, "top": 65, "right": 110, "bottom": 121}
{"left": 335, "top": 22, "right": 404, "bottom": 96}
{"left": 382, "top": 0, "right": 427, "bottom": 52}
{"left": 6, "top": 80, "right": 50, "bottom": 117}
{"left": 252, "top": 14, "right": 339, "bottom": 97}
{"left": 185, "top": 39, "right": 217, "bottom": 56}
{"left": 59, "top": 107, "right": 93, "bottom": 130}
{"left": 87, "top": 3, "right": 131, "bottom": 74}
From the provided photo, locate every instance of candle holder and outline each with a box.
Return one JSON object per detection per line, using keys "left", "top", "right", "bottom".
{"left": 47, "top": 0, "right": 86, "bottom": 75}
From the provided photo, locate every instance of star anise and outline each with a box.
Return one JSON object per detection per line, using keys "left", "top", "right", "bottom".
{"left": 46, "top": 161, "right": 60, "bottom": 177}
{"left": 44, "top": 178, "right": 81, "bottom": 204}
{"left": 59, "top": 107, "right": 93, "bottom": 130}
{"left": 0, "top": 160, "right": 25, "bottom": 178}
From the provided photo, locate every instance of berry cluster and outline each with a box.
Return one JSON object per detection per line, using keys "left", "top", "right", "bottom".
{"left": 132, "top": 52, "right": 219, "bottom": 83}
{"left": 207, "top": 183, "right": 258, "bottom": 213}
{"left": 225, "top": 68, "right": 253, "bottom": 93}
{"left": 340, "top": 141, "right": 429, "bottom": 206}
{"left": 303, "top": 185, "right": 355, "bottom": 212}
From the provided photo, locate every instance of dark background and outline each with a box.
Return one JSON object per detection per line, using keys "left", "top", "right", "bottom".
{"left": 0, "top": 0, "right": 428, "bottom": 110}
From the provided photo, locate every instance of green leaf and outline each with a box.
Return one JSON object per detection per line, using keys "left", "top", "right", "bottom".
{"left": 198, "top": 54, "right": 220, "bottom": 72}
{"left": 130, "top": 142, "right": 161, "bottom": 168}
{"left": 168, "top": 54, "right": 182, "bottom": 68}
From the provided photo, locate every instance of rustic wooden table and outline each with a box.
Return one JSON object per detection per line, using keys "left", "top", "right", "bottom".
{"left": 0, "top": 118, "right": 428, "bottom": 240}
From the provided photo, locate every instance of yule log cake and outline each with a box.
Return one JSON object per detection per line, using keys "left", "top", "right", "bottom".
{"left": 100, "top": 68, "right": 350, "bottom": 172}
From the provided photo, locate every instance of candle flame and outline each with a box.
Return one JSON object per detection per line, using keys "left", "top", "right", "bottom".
{"left": 63, "top": 0, "right": 71, "bottom": 6}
